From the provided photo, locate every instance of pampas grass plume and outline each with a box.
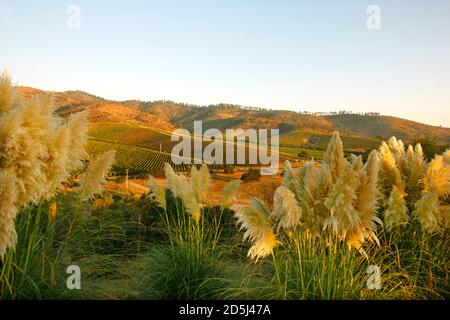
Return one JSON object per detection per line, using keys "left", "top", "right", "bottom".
{"left": 384, "top": 185, "right": 409, "bottom": 230}
{"left": 79, "top": 150, "right": 116, "bottom": 201}
{"left": 164, "top": 163, "right": 201, "bottom": 222}
{"left": 149, "top": 175, "right": 166, "bottom": 209}
{"left": 413, "top": 192, "right": 442, "bottom": 234}
{"left": 232, "top": 197, "right": 276, "bottom": 260}
{"left": 221, "top": 180, "right": 240, "bottom": 208}
{"left": 324, "top": 131, "right": 346, "bottom": 182}
{"left": 323, "top": 163, "right": 361, "bottom": 240}
{"left": 271, "top": 186, "right": 302, "bottom": 232}
{"left": 66, "top": 111, "right": 89, "bottom": 172}
{"left": 0, "top": 170, "right": 19, "bottom": 258}
{"left": 190, "top": 164, "right": 210, "bottom": 204}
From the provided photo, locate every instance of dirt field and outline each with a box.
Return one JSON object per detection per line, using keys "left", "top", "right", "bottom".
{"left": 103, "top": 166, "right": 293, "bottom": 206}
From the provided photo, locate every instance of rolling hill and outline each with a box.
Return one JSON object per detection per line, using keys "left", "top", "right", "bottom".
{"left": 16, "top": 86, "right": 450, "bottom": 154}
{"left": 325, "top": 114, "right": 450, "bottom": 144}
{"left": 17, "top": 87, "right": 175, "bottom": 132}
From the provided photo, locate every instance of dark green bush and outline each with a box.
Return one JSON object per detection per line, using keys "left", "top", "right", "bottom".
{"left": 223, "top": 165, "right": 235, "bottom": 174}
{"left": 240, "top": 169, "right": 261, "bottom": 182}
{"left": 297, "top": 150, "right": 310, "bottom": 160}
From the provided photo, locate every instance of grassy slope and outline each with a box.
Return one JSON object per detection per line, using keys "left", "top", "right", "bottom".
{"left": 280, "top": 146, "right": 325, "bottom": 159}
{"left": 327, "top": 114, "right": 450, "bottom": 145}
{"left": 89, "top": 123, "right": 176, "bottom": 152}
{"left": 280, "top": 130, "right": 382, "bottom": 152}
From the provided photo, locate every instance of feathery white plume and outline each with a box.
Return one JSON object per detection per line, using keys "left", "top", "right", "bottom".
{"left": 271, "top": 186, "right": 302, "bottom": 232}
{"left": 232, "top": 198, "right": 276, "bottom": 260}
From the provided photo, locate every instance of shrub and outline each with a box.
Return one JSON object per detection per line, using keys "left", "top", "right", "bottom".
{"left": 240, "top": 169, "right": 261, "bottom": 183}
{"left": 297, "top": 150, "right": 310, "bottom": 160}
{"left": 115, "top": 176, "right": 125, "bottom": 183}
{"left": 112, "top": 166, "right": 142, "bottom": 176}
{"left": 223, "top": 165, "right": 235, "bottom": 174}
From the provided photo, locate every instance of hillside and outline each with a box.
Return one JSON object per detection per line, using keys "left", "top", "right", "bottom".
{"left": 17, "top": 86, "right": 175, "bottom": 131}
{"left": 326, "top": 114, "right": 450, "bottom": 145}
{"left": 16, "top": 87, "right": 450, "bottom": 151}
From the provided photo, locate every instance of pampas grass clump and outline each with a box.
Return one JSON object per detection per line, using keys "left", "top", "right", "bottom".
{"left": 377, "top": 135, "right": 450, "bottom": 234}
{"left": 411, "top": 151, "right": 450, "bottom": 233}
{"left": 234, "top": 132, "right": 383, "bottom": 260}
{"left": 162, "top": 163, "right": 203, "bottom": 222}
{"left": 146, "top": 163, "right": 240, "bottom": 299}
{"left": 0, "top": 72, "right": 89, "bottom": 258}
{"left": 151, "top": 163, "right": 240, "bottom": 224}
{"left": 284, "top": 132, "right": 381, "bottom": 250}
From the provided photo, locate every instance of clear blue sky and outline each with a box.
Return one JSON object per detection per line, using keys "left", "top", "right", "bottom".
{"left": 1, "top": 0, "right": 449, "bottom": 126}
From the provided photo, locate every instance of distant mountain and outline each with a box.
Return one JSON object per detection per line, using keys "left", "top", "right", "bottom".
{"left": 16, "top": 87, "right": 450, "bottom": 149}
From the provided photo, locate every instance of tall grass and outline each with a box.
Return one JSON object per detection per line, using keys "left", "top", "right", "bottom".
{"left": 268, "top": 233, "right": 367, "bottom": 299}
{"left": 232, "top": 132, "right": 449, "bottom": 299}
{"left": 375, "top": 137, "right": 449, "bottom": 298}
{"left": 0, "top": 191, "right": 152, "bottom": 299}
{"left": 0, "top": 72, "right": 124, "bottom": 298}
{"left": 141, "top": 164, "right": 241, "bottom": 299}
{"left": 0, "top": 202, "right": 59, "bottom": 299}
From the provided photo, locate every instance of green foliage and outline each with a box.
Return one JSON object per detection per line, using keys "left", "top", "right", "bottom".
{"left": 280, "top": 146, "right": 324, "bottom": 160}
{"left": 412, "top": 136, "right": 446, "bottom": 161}
{"left": 377, "top": 226, "right": 450, "bottom": 299}
{"left": 88, "top": 140, "right": 225, "bottom": 174}
{"left": 0, "top": 192, "right": 160, "bottom": 299}
{"left": 138, "top": 243, "right": 225, "bottom": 299}
{"left": 240, "top": 169, "right": 261, "bottom": 183}
{"left": 267, "top": 234, "right": 369, "bottom": 299}
{"left": 1, "top": 189, "right": 448, "bottom": 300}
{"left": 223, "top": 165, "right": 235, "bottom": 174}
{"left": 297, "top": 150, "right": 310, "bottom": 160}
{"left": 0, "top": 203, "right": 65, "bottom": 299}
